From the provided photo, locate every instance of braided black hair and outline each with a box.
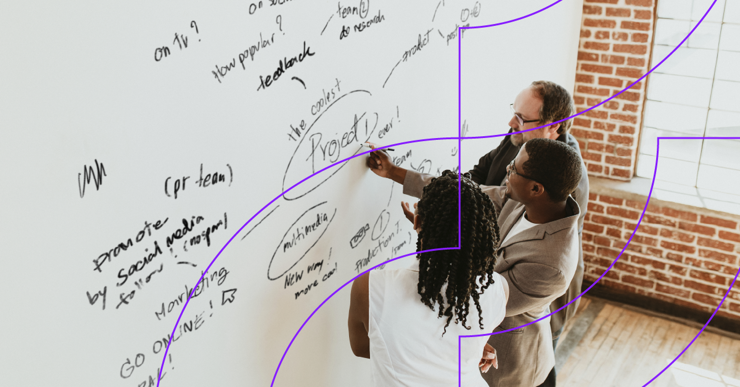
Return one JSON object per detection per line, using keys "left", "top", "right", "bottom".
{"left": 415, "top": 170, "right": 501, "bottom": 335}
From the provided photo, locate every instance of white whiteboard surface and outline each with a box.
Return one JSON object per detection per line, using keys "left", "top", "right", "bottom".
{"left": 0, "top": 0, "right": 582, "bottom": 386}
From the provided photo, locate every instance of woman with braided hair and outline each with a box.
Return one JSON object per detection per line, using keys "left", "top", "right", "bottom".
{"left": 348, "top": 170, "right": 509, "bottom": 386}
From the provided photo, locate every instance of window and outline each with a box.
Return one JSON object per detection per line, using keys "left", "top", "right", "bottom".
{"left": 636, "top": 0, "right": 740, "bottom": 213}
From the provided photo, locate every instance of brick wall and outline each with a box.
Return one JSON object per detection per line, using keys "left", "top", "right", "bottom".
{"left": 571, "top": 0, "right": 656, "bottom": 181}
{"left": 583, "top": 186, "right": 740, "bottom": 320}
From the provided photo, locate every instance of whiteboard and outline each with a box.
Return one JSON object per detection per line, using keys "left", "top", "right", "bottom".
{"left": 0, "top": 0, "right": 582, "bottom": 386}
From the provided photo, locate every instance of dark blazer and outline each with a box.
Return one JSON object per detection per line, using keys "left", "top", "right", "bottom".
{"left": 403, "top": 172, "right": 581, "bottom": 386}
{"left": 467, "top": 129, "right": 589, "bottom": 338}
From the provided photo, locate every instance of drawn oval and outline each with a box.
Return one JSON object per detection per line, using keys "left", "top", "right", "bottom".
{"left": 282, "top": 90, "right": 377, "bottom": 201}
{"left": 267, "top": 202, "right": 337, "bottom": 280}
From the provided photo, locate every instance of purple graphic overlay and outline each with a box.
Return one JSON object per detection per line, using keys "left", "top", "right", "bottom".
{"left": 154, "top": 0, "right": 730, "bottom": 385}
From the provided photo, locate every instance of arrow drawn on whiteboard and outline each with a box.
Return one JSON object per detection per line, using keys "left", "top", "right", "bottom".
{"left": 221, "top": 289, "right": 237, "bottom": 305}
{"left": 240, "top": 205, "right": 280, "bottom": 240}
{"left": 292, "top": 76, "right": 306, "bottom": 89}
{"left": 432, "top": 0, "right": 442, "bottom": 22}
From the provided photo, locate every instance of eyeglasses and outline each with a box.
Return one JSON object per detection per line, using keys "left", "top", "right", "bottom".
{"left": 510, "top": 104, "right": 540, "bottom": 127}
{"left": 507, "top": 158, "right": 538, "bottom": 182}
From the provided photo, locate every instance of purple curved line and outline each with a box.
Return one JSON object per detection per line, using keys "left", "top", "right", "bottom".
{"left": 457, "top": 1, "right": 721, "bottom": 385}
{"left": 460, "top": 0, "right": 720, "bottom": 142}
{"left": 460, "top": 136, "right": 740, "bottom": 386}
{"left": 269, "top": 247, "right": 458, "bottom": 387}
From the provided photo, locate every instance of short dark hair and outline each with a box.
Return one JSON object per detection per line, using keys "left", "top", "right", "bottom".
{"left": 521, "top": 138, "right": 582, "bottom": 202}
{"left": 530, "top": 80, "right": 575, "bottom": 135}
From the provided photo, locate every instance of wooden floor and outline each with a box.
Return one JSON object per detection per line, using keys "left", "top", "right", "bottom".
{"left": 555, "top": 297, "right": 740, "bottom": 387}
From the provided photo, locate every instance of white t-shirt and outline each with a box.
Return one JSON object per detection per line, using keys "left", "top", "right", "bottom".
{"left": 502, "top": 212, "right": 538, "bottom": 245}
{"left": 368, "top": 261, "right": 508, "bottom": 386}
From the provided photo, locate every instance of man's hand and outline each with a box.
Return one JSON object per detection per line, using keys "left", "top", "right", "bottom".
{"left": 479, "top": 343, "right": 498, "bottom": 373}
{"left": 365, "top": 143, "right": 407, "bottom": 184}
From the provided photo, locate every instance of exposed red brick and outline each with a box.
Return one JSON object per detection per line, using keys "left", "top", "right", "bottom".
{"left": 594, "top": 235, "right": 613, "bottom": 247}
{"left": 630, "top": 255, "right": 666, "bottom": 270}
{"left": 656, "top": 284, "right": 690, "bottom": 298}
{"left": 606, "top": 55, "right": 626, "bottom": 65}
{"left": 616, "top": 67, "right": 645, "bottom": 79}
{"left": 660, "top": 240, "right": 696, "bottom": 254}
{"left": 607, "top": 207, "right": 641, "bottom": 221}
{"left": 663, "top": 253, "right": 683, "bottom": 263}
{"left": 578, "top": 51, "right": 599, "bottom": 62}
{"left": 622, "top": 274, "right": 654, "bottom": 288}
{"left": 599, "top": 196, "right": 623, "bottom": 206}
{"left": 625, "top": 0, "right": 653, "bottom": 8}
{"left": 593, "top": 121, "right": 617, "bottom": 131}
{"left": 660, "top": 228, "right": 696, "bottom": 243}
{"left": 678, "top": 221, "right": 715, "bottom": 236}
{"left": 650, "top": 271, "right": 683, "bottom": 286}
{"left": 667, "top": 264, "right": 687, "bottom": 274}
{"left": 614, "top": 90, "right": 641, "bottom": 102}
{"left": 584, "top": 18, "right": 618, "bottom": 28}
{"left": 606, "top": 7, "right": 631, "bottom": 17}
{"left": 627, "top": 57, "right": 645, "bottom": 67}
{"left": 675, "top": 298, "right": 712, "bottom": 313}
{"left": 574, "top": 117, "right": 592, "bottom": 128}
{"left": 634, "top": 10, "right": 652, "bottom": 19}
{"left": 597, "top": 247, "right": 622, "bottom": 259}
{"left": 582, "top": 151, "right": 603, "bottom": 162}
{"left": 615, "top": 261, "right": 648, "bottom": 276}
{"left": 592, "top": 214, "right": 623, "bottom": 227}
{"left": 599, "top": 77, "right": 623, "bottom": 88}
{"left": 622, "top": 104, "right": 639, "bottom": 113}
{"left": 583, "top": 5, "right": 603, "bottom": 14}
{"left": 576, "top": 73, "right": 595, "bottom": 84}
{"left": 585, "top": 254, "right": 613, "bottom": 268}
{"left": 612, "top": 31, "right": 629, "bottom": 41}
{"left": 604, "top": 155, "right": 632, "bottom": 167}
{"left": 662, "top": 207, "right": 698, "bottom": 222}
{"left": 687, "top": 257, "right": 736, "bottom": 276}
{"left": 632, "top": 235, "right": 658, "bottom": 246}
{"left": 608, "top": 134, "right": 634, "bottom": 145}
{"left": 582, "top": 63, "right": 614, "bottom": 74}
{"left": 604, "top": 101, "right": 620, "bottom": 110}
{"left": 637, "top": 224, "right": 659, "bottom": 235}
{"left": 609, "top": 113, "right": 637, "bottom": 124}
{"left": 632, "top": 32, "right": 649, "bottom": 43}
{"left": 571, "top": 128, "right": 605, "bottom": 141}
{"left": 574, "top": 96, "right": 585, "bottom": 105}
{"left": 595, "top": 31, "right": 610, "bottom": 40}
{"left": 700, "top": 215, "right": 737, "bottom": 229}
{"left": 584, "top": 223, "right": 605, "bottom": 234}
{"left": 614, "top": 43, "right": 648, "bottom": 55}
{"left": 607, "top": 227, "right": 623, "bottom": 238}
{"left": 577, "top": 85, "right": 612, "bottom": 96}
{"left": 587, "top": 163, "right": 603, "bottom": 173}
{"left": 588, "top": 202, "right": 606, "bottom": 214}
{"left": 611, "top": 168, "right": 632, "bottom": 179}
{"left": 689, "top": 269, "right": 728, "bottom": 286}
{"left": 644, "top": 246, "right": 663, "bottom": 257}
{"left": 697, "top": 237, "right": 735, "bottom": 252}
{"left": 697, "top": 249, "right": 737, "bottom": 264}
{"left": 581, "top": 29, "right": 592, "bottom": 38}
{"left": 693, "top": 293, "right": 723, "bottom": 307}
{"left": 617, "top": 125, "right": 634, "bottom": 135}
{"left": 586, "top": 0, "right": 619, "bottom": 3}
{"left": 583, "top": 109, "right": 609, "bottom": 119}
{"left": 684, "top": 279, "right": 722, "bottom": 295}
{"left": 625, "top": 200, "right": 658, "bottom": 213}
{"left": 719, "top": 230, "right": 740, "bottom": 243}
{"left": 644, "top": 214, "right": 677, "bottom": 227}
{"left": 587, "top": 97, "right": 602, "bottom": 105}
{"left": 584, "top": 41, "right": 611, "bottom": 51}
{"left": 583, "top": 231, "right": 594, "bottom": 242}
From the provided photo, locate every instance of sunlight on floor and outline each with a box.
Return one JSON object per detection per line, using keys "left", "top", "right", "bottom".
{"left": 668, "top": 361, "right": 740, "bottom": 387}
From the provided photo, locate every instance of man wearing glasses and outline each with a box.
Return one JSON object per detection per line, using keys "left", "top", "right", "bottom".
{"left": 470, "top": 81, "right": 589, "bottom": 387}
{"left": 367, "top": 81, "right": 588, "bottom": 387}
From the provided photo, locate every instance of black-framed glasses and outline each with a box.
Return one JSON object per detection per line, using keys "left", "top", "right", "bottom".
{"left": 510, "top": 104, "right": 540, "bottom": 126}
{"left": 507, "top": 158, "right": 538, "bottom": 182}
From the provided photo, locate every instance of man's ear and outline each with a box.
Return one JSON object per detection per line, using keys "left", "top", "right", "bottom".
{"left": 547, "top": 122, "right": 561, "bottom": 138}
{"left": 530, "top": 182, "right": 546, "bottom": 198}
